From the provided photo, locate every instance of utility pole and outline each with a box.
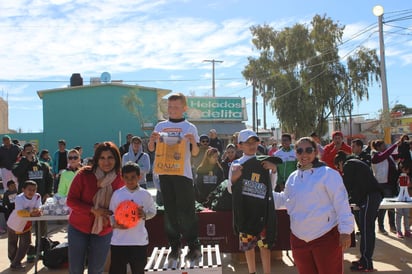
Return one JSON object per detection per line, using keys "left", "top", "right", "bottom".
{"left": 203, "top": 59, "right": 223, "bottom": 97}
{"left": 373, "top": 5, "right": 391, "bottom": 144}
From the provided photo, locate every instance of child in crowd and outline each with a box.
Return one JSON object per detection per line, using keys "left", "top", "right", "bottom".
{"left": 7, "top": 180, "right": 42, "bottom": 271}
{"left": 227, "top": 129, "right": 281, "bottom": 274}
{"left": 395, "top": 163, "right": 412, "bottom": 238}
{"left": 3, "top": 180, "right": 18, "bottom": 220}
{"left": 109, "top": 162, "right": 157, "bottom": 274}
{"left": 148, "top": 93, "right": 201, "bottom": 263}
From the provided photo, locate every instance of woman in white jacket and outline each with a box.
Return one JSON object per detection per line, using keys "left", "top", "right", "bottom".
{"left": 273, "top": 137, "right": 354, "bottom": 274}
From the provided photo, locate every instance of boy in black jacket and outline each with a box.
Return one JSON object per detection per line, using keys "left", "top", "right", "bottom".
{"left": 228, "top": 129, "right": 281, "bottom": 274}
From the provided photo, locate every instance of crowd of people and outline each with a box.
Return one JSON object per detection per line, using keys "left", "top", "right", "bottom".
{"left": 0, "top": 92, "right": 411, "bottom": 273}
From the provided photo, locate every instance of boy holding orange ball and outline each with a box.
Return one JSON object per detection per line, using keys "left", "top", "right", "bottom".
{"left": 109, "top": 162, "right": 157, "bottom": 274}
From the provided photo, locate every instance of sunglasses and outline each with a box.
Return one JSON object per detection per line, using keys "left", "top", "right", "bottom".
{"left": 68, "top": 156, "right": 79, "bottom": 160}
{"left": 296, "top": 147, "right": 315, "bottom": 155}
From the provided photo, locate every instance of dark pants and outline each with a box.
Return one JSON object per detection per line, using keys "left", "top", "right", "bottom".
{"left": 358, "top": 191, "right": 382, "bottom": 269}
{"left": 159, "top": 175, "right": 199, "bottom": 249}
{"left": 377, "top": 183, "right": 395, "bottom": 230}
{"left": 8, "top": 227, "right": 31, "bottom": 267}
{"left": 109, "top": 245, "right": 147, "bottom": 274}
{"left": 291, "top": 226, "right": 343, "bottom": 274}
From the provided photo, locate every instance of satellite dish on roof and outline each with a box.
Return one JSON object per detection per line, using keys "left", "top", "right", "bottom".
{"left": 100, "top": 72, "right": 111, "bottom": 83}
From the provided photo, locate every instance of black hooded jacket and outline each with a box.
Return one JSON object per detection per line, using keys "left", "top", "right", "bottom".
{"left": 231, "top": 157, "right": 277, "bottom": 247}
{"left": 342, "top": 158, "right": 383, "bottom": 205}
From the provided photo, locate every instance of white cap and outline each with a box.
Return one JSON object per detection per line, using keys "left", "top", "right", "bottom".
{"left": 238, "top": 129, "right": 259, "bottom": 143}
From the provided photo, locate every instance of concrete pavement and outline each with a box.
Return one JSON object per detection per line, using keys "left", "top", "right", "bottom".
{"left": 0, "top": 219, "right": 411, "bottom": 273}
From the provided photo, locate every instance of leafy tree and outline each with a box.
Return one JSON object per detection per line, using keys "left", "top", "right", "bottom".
{"left": 122, "top": 89, "right": 149, "bottom": 136}
{"left": 243, "top": 15, "right": 380, "bottom": 138}
{"left": 391, "top": 104, "right": 412, "bottom": 115}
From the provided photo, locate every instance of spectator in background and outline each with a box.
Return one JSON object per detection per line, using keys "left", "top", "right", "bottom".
{"left": 57, "top": 149, "right": 82, "bottom": 197}
{"left": 371, "top": 139, "right": 401, "bottom": 235}
{"left": 195, "top": 147, "right": 224, "bottom": 203}
{"left": 12, "top": 143, "right": 53, "bottom": 201}
{"left": 191, "top": 134, "right": 210, "bottom": 175}
{"left": 322, "top": 131, "right": 352, "bottom": 170}
{"left": 349, "top": 139, "right": 372, "bottom": 235}
{"left": 394, "top": 162, "right": 411, "bottom": 239}
{"left": 0, "top": 135, "right": 21, "bottom": 190}
{"left": 398, "top": 134, "right": 411, "bottom": 165}
{"left": 232, "top": 132, "right": 243, "bottom": 159}
{"left": 310, "top": 132, "right": 324, "bottom": 158}
{"left": 52, "top": 139, "right": 69, "bottom": 192}
{"left": 351, "top": 139, "right": 371, "bottom": 166}
{"left": 3, "top": 180, "right": 18, "bottom": 220}
{"left": 39, "top": 149, "right": 52, "bottom": 167}
{"left": 74, "top": 146, "right": 84, "bottom": 164}
{"left": 268, "top": 142, "right": 278, "bottom": 156}
{"left": 274, "top": 133, "right": 297, "bottom": 192}
{"left": 122, "top": 136, "right": 151, "bottom": 189}
{"left": 221, "top": 144, "right": 239, "bottom": 179}
{"left": 208, "top": 129, "right": 223, "bottom": 154}
{"left": 119, "top": 133, "right": 133, "bottom": 157}
{"left": 257, "top": 141, "right": 268, "bottom": 155}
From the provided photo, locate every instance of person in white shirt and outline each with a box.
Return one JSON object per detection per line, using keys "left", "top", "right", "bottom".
{"left": 109, "top": 162, "right": 156, "bottom": 274}
{"left": 122, "top": 136, "right": 151, "bottom": 189}
{"left": 273, "top": 136, "right": 354, "bottom": 274}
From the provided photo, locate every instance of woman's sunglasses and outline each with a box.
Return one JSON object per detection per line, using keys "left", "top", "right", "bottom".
{"left": 68, "top": 156, "right": 79, "bottom": 160}
{"left": 296, "top": 147, "right": 315, "bottom": 155}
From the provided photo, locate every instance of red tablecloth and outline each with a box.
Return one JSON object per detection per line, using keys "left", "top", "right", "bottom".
{"left": 146, "top": 209, "right": 291, "bottom": 253}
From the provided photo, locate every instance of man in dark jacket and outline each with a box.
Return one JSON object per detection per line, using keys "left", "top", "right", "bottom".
{"left": 208, "top": 129, "right": 223, "bottom": 154}
{"left": 0, "top": 135, "right": 21, "bottom": 190}
{"left": 13, "top": 143, "right": 53, "bottom": 197}
{"left": 335, "top": 152, "right": 383, "bottom": 272}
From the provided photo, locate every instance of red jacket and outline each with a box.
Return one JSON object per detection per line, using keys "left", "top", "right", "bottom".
{"left": 67, "top": 169, "right": 124, "bottom": 235}
{"left": 321, "top": 142, "right": 352, "bottom": 170}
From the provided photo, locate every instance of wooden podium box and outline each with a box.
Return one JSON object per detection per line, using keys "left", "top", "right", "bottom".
{"left": 145, "top": 210, "right": 292, "bottom": 254}
{"left": 145, "top": 244, "right": 222, "bottom": 273}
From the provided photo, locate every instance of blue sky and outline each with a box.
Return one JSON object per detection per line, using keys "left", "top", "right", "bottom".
{"left": 1, "top": 0, "right": 411, "bottom": 133}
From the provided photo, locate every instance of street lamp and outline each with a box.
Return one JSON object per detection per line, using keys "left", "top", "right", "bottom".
{"left": 203, "top": 59, "right": 223, "bottom": 97}
{"left": 373, "top": 5, "right": 391, "bottom": 144}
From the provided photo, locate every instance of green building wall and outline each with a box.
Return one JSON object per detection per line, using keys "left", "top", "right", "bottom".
{"left": 37, "top": 84, "right": 168, "bottom": 157}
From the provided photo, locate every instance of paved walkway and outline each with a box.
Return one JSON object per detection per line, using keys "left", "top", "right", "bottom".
{"left": 0, "top": 218, "right": 411, "bottom": 273}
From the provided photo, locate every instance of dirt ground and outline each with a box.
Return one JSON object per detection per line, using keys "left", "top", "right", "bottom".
{"left": 0, "top": 215, "right": 411, "bottom": 273}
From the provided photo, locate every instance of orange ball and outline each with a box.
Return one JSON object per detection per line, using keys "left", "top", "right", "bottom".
{"left": 114, "top": 200, "right": 140, "bottom": 228}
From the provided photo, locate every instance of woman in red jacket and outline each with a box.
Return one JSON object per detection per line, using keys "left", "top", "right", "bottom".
{"left": 67, "top": 142, "right": 124, "bottom": 274}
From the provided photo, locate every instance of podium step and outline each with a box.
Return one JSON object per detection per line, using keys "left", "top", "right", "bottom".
{"left": 145, "top": 244, "right": 222, "bottom": 273}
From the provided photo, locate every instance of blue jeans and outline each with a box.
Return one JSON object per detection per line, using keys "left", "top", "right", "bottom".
{"left": 68, "top": 224, "right": 112, "bottom": 274}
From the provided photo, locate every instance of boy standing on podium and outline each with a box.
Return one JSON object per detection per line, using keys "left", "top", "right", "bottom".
{"left": 148, "top": 93, "right": 201, "bottom": 263}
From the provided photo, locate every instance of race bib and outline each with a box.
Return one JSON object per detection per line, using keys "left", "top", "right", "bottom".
{"left": 203, "top": 175, "right": 217, "bottom": 184}
{"left": 241, "top": 179, "right": 266, "bottom": 199}
{"left": 28, "top": 170, "right": 43, "bottom": 180}
{"left": 153, "top": 137, "right": 186, "bottom": 176}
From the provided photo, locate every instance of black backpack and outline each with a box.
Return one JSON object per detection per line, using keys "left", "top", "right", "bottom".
{"left": 43, "top": 242, "right": 69, "bottom": 269}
